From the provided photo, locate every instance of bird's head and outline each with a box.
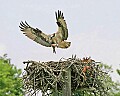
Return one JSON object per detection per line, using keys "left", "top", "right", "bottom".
{"left": 58, "top": 41, "right": 71, "bottom": 48}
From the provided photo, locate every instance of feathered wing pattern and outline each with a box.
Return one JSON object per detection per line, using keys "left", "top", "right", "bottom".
{"left": 19, "top": 21, "right": 52, "bottom": 47}
{"left": 55, "top": 10, "right": 68, "bottom": 40}
{"left": 19, "top": 10, "right": 71, "bottom": 53}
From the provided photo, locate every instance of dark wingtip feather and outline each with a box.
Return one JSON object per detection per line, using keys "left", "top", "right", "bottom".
{"left": 20, "top": 22, "right": 24, "bottom": 27}
{"left": 22, "top": 21, "right": 28, "bottom": 28}
{"left": 55, "top": 12, "right": 58, "bottom": 20}
{"left": 56, "top": 10, "right": 64, "bottom": 19}
{"left": 61, "top": 13, "right": 64, "bottom": 19}
{"left": 19, "top": 21, "right": 30, "bottom": 30}
{"left": 60, "top": 11, "right": 61, "bottom": 16}
{"left": 62, "top": 13, "right": 63, "bottom": 17}
{"left": 58, "top": 10, "right": 60, "bottom": 17}
{"left": 19, "top": 25, "right": 24, "bottom": 30}
{"left": 25, "top": 21, "right": 30, "bottom": 27}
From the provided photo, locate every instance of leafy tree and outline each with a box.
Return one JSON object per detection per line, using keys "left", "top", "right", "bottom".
{"left": 114, "top": 92, "right": 120, "bottom": 96}
{"left": 114, "top": 68, "right": 120, "bottom": 96}
{"left": 116, "top": 69, "right": 120, "bottom": 76}
{"left": 0, "top": 54, "right": 23, "bottom": 96}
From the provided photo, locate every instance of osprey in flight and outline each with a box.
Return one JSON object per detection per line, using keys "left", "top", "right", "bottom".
{"left": 19, "top": 10, "right": 71, "bottom": 53}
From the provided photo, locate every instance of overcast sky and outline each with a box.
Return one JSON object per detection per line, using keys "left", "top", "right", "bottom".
{"left": 0, "top": 0, "right": 120, "bottom": 84}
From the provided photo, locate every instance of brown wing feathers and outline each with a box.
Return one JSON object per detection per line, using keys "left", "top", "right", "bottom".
{"left": 55, "top": 10, "right": 64, "bottom": 26}
{"left": 19, "top": 21, "right": 31, "bottom": 31}
{"left": 19, "top": 21, "right": 51, "bottom": 47}
{"left": 19, "top": 21, "right": 38, "bottom": 40}
{"left": 55, "top": 10, "right": 68, "bottom": 40}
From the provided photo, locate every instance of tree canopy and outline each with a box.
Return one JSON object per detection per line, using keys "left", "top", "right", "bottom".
{"left": 0, "top": 54, "right": 23, "bottom": 96}
{"left": 114, "top": 68, "right": 120, "bottom": 96}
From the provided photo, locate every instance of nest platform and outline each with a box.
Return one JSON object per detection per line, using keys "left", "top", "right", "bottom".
{"left": 22, "top": 56, "right": 108, "bottom": 96}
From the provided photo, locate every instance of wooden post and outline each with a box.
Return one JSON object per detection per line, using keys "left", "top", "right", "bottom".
{"left": 42, "top": 93, "right": 45, "bottom": 96}
{"left": 52, "top": 83, "right": 58, "bottom": 96}
{"left": 62, "top": 67, "right": 71, "bottom": 96}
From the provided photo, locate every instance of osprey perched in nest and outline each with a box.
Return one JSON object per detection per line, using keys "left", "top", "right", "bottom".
{"left": 19, "top": 10, "right": 71, "bottom": 53}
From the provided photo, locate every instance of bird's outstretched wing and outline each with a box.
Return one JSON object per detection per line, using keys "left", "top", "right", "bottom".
{"left": 55, "top": 10, "right": 68, "bottom": 40}
{"left": 19, "top": 21, "right": 52, "bottom": 47}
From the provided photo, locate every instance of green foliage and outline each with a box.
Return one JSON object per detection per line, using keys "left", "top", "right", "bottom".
{"left": 114, "top": 68, "right": 120, "bottom": 96}
{"left": 0, "top": 54, "right": 23, "bottom": 96}
{"left": 114, "top": 92, "right": 120, "bottom": 96}
{"left": 73, "top": 90, "right": 94, "bottom": 96}
{"left": 116, "top": 69, "right": 120, "bottom": 76}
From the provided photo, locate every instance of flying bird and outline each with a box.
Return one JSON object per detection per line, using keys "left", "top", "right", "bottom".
{"left": 19, "top": 10, "right": 71, "bottom": 53}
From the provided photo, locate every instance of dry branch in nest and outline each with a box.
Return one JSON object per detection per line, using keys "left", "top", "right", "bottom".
{"left": 22, "top": 56, "right": 109, "bottom": 96}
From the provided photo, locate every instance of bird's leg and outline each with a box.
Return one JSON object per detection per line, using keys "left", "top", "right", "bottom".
{"left": 51, "top": 44, "right": 58, "bottom": 53}
{"left": 52, "top": 46, "right": 56, "bottom": 54}
{"left": 51, "top": 44, "right": 58, "bottom": 47}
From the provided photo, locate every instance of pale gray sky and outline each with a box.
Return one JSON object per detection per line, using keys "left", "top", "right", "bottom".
{"left": 0, "top": 0, "right": 120, "bottom": 83}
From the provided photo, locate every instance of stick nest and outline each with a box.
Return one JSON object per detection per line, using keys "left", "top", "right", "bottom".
{"left": 22, "top": 56, "right": 108, "bottom": 96}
